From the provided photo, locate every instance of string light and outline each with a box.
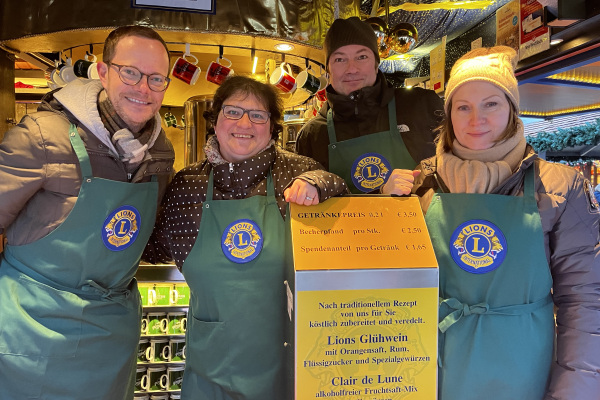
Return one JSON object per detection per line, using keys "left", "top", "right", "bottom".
{"left": 251, "top": 49, "right": 258, "bottom": 74}
{"left": 521, "top": 103, "right": 600, "bottom": 117}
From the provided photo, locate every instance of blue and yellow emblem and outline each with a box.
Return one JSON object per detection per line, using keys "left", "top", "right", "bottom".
{"left": 102, "top": 205, "right": 141, "bottom": 251}
{"left": 351, "top": 152, "right": 391, "bottom": 193}
{"left": 222, "top": 219, "right": 263, "bottom": 263}
{"left": 449, "top": 219, "right": 507, "bottom": 274}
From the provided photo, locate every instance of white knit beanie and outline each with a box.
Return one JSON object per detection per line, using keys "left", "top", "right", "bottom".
{"left": 444, "top": 46, "right": 519, "bottom": 113}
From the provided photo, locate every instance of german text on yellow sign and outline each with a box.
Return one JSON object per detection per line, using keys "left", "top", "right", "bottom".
{"left": 291, "top": 197, "right": 436, "bottom": 270}
{"left": 297, "top": 288, "right": 437, "bottom": 399}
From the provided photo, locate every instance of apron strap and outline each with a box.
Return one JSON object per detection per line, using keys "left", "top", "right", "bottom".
{"left": 205, "top": 168, "right": 276, "bottom": 208}
{"left": 387, "top": 97, "right": 397, "bottom": 130}
{"left": 326, "top": 108, "right": 337, "bottom": 144}
{"left": 68, "top": 124, "right": 93, "bottom": 180}
{"left": 81, "top": 279, "right": 133, "bottom": 304}
{"left": 523, "top": 162, "right": 536, "bottom": 207}
{"left": 438, "top": 295, "right": 553, "bottom": 333}
{"left": 206, "top": 170, "right": 215, "bottom": 205}
{"left": 326, "top": 98, "right": 397, "bottom": 145}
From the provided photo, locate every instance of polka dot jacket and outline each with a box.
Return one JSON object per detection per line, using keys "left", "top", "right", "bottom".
{"left": 143, "top": 144, "right": 348, "bottom": 268}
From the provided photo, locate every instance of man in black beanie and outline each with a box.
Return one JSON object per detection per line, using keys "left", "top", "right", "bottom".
{"left": 296, "top": 16, "right": 444, "bottom": 194}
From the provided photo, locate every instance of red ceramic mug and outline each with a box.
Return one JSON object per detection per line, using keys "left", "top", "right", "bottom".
{"left": 270, "top": 62, "right": 296, "bottom": 93}
{"left": 171, "top": 55, "right": 201, "bottom": 85}
{"left": 205, "top": 57, "right": 234, "bottom": 85}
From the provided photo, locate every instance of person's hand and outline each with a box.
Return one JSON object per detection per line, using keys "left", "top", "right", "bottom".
{"left": 284, "top": 179, "right": 319, "bottom": 206}
{"left": 381, "top": 169, "right": 420, "bottom": 196}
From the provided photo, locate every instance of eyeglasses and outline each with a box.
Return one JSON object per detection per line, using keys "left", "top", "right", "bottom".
{"left": 221, "top": 105, "right": 271, "bottom": 124}
{"left": 107, "top": 62, "right": 170, "bottom": 92}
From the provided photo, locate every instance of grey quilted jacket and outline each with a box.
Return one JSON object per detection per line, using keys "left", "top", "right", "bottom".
{"left": 414, "top": 146, "right": 600, "bottom": 400}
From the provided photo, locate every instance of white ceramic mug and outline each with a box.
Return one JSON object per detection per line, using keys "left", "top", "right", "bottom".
{"left": 270, "top": 62, "right": 296, "bottom": 93}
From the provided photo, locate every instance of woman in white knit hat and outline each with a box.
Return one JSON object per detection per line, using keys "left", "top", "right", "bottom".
{"left": 383, "top": 46, "right": 600, "bottom": 400}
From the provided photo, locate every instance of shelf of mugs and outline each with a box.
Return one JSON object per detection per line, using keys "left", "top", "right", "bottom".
{"left": 134, "top": 395, "right": 181, "bottom": 400}
{"left": 134, "top": 392, "right": 181, "bottom": 400}
{"left": 139, "top": 282, "right": 190, "bottom": 308}
{"left": 142, "top": 309, "right": 188, "bottom": 336}
{"left": 135, "top": 364, "right": 184, "bottom": 399}
{"left": 139, "top": 314, "right": 188, "bottom": 363}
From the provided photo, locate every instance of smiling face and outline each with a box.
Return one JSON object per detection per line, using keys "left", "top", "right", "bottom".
{"left": 215, "top": 92, "right": 273, "bottom": 163}
{"left": 450, "top": 81, "right": 511, "bottom": 150}
{"left": 98, "top": 36, "right": 170, "bottom": 133}
{"left": 328, "top": 44, "right": 379, "bottom": 96}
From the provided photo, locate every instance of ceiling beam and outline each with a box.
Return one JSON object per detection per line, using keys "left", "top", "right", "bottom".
{"left": 15, "top": 52, "right": 55, "bottom": 72}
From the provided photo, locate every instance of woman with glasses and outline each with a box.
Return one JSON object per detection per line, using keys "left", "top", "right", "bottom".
{"left": 143, "top": 75, "right": 347, "bottom": 400}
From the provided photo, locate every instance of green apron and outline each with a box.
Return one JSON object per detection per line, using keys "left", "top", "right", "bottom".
{"left": 0, "top": 125, "right": 158, "bottom": 400}
{"left": 180, "top": 171, "right": 291, "bottom": 400}
{"left": 327, "top": 98, "right": 415, "bottom": 193}
{"left": 425, "top": 166, "right": 554, "bottom": 400}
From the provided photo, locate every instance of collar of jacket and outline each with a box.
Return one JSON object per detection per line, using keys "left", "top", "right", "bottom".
{"left": 321, "top": 70, "right": 395, "bottom": 120}
{"left": 210, "top": 145, "right": 277, "bottom": 191}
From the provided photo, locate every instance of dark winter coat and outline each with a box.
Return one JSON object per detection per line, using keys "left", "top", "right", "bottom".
{"left": 295, "top": 71, "right": 444, "bottom": 171}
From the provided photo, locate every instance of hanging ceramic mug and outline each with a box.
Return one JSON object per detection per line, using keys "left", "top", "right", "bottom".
{"left": 171, "top": 53, "right": 201, "bottom": 85}
{"left": 50, "top": 68, "right": 67, "bottom": 87}
{"left": 206, "top": 57, "right": 234, "bottom": 85}
{"left": 58, "top": 58, "right": 76, "bottom": 84}
{"left": 164, "top": 112, "right": 177, "bottom": 128}
{"left": 270, "top": 62, "right": 296, "bottom": 93}
{"left": 296, "top": 68, "right": 321, "bottom": 96}
{"left": 315, "top": 75, "right": 329, "bottom": 101}
{"left": 73, "top": 53, "right": 99, "bottom": 79}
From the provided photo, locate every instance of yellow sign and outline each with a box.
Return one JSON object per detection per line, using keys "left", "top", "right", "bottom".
{"left": 429, "top": 36, "right": 447, "bottom": 94}
{"left": 290, "top": 197, "right": 437, "bottom": 271}
{"left": 296, "top": 288, "right": 438, "bottom": 399}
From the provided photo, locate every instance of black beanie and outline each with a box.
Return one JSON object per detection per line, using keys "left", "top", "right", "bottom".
{"left": 324, "top": 17, "right": 380, "bottom": 67}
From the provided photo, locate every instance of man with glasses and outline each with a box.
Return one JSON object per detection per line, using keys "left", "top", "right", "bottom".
{"left": 0, "top": 26, "right": 174, "bottom": 400}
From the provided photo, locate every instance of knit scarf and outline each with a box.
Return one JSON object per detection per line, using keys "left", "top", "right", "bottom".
{"left": 97, "top": 91, "right": 162, "bottom": 172}
{"left": 437, "top": 121, "right": 526, "bottom": 194}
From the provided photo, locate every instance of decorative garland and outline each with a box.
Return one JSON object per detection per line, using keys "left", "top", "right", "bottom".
{"left": 546, "top": 157, "right": 597, "bottom": 166}
{"left": 526, "top": 119, "right": 600, "bottom": 153}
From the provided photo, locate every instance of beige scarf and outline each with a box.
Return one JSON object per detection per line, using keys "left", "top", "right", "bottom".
{"left": 98, "top": 91, "right": 162, "bottom": 169}
{"left": 437, "top": 121, "right": 526, "bottom": 193}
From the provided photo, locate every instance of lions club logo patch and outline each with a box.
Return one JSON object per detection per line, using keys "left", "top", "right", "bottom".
{"left": 449, "top": 219, "right": 507, "bottom": 274}
{"left": 102, "top": 205, "right": 141, "bottom": 251}
{"left": 222, "top": 219, "right": 263, "bottom": 263}
{"left": 351, "top": 152, "right": 391, "bottom": 193}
